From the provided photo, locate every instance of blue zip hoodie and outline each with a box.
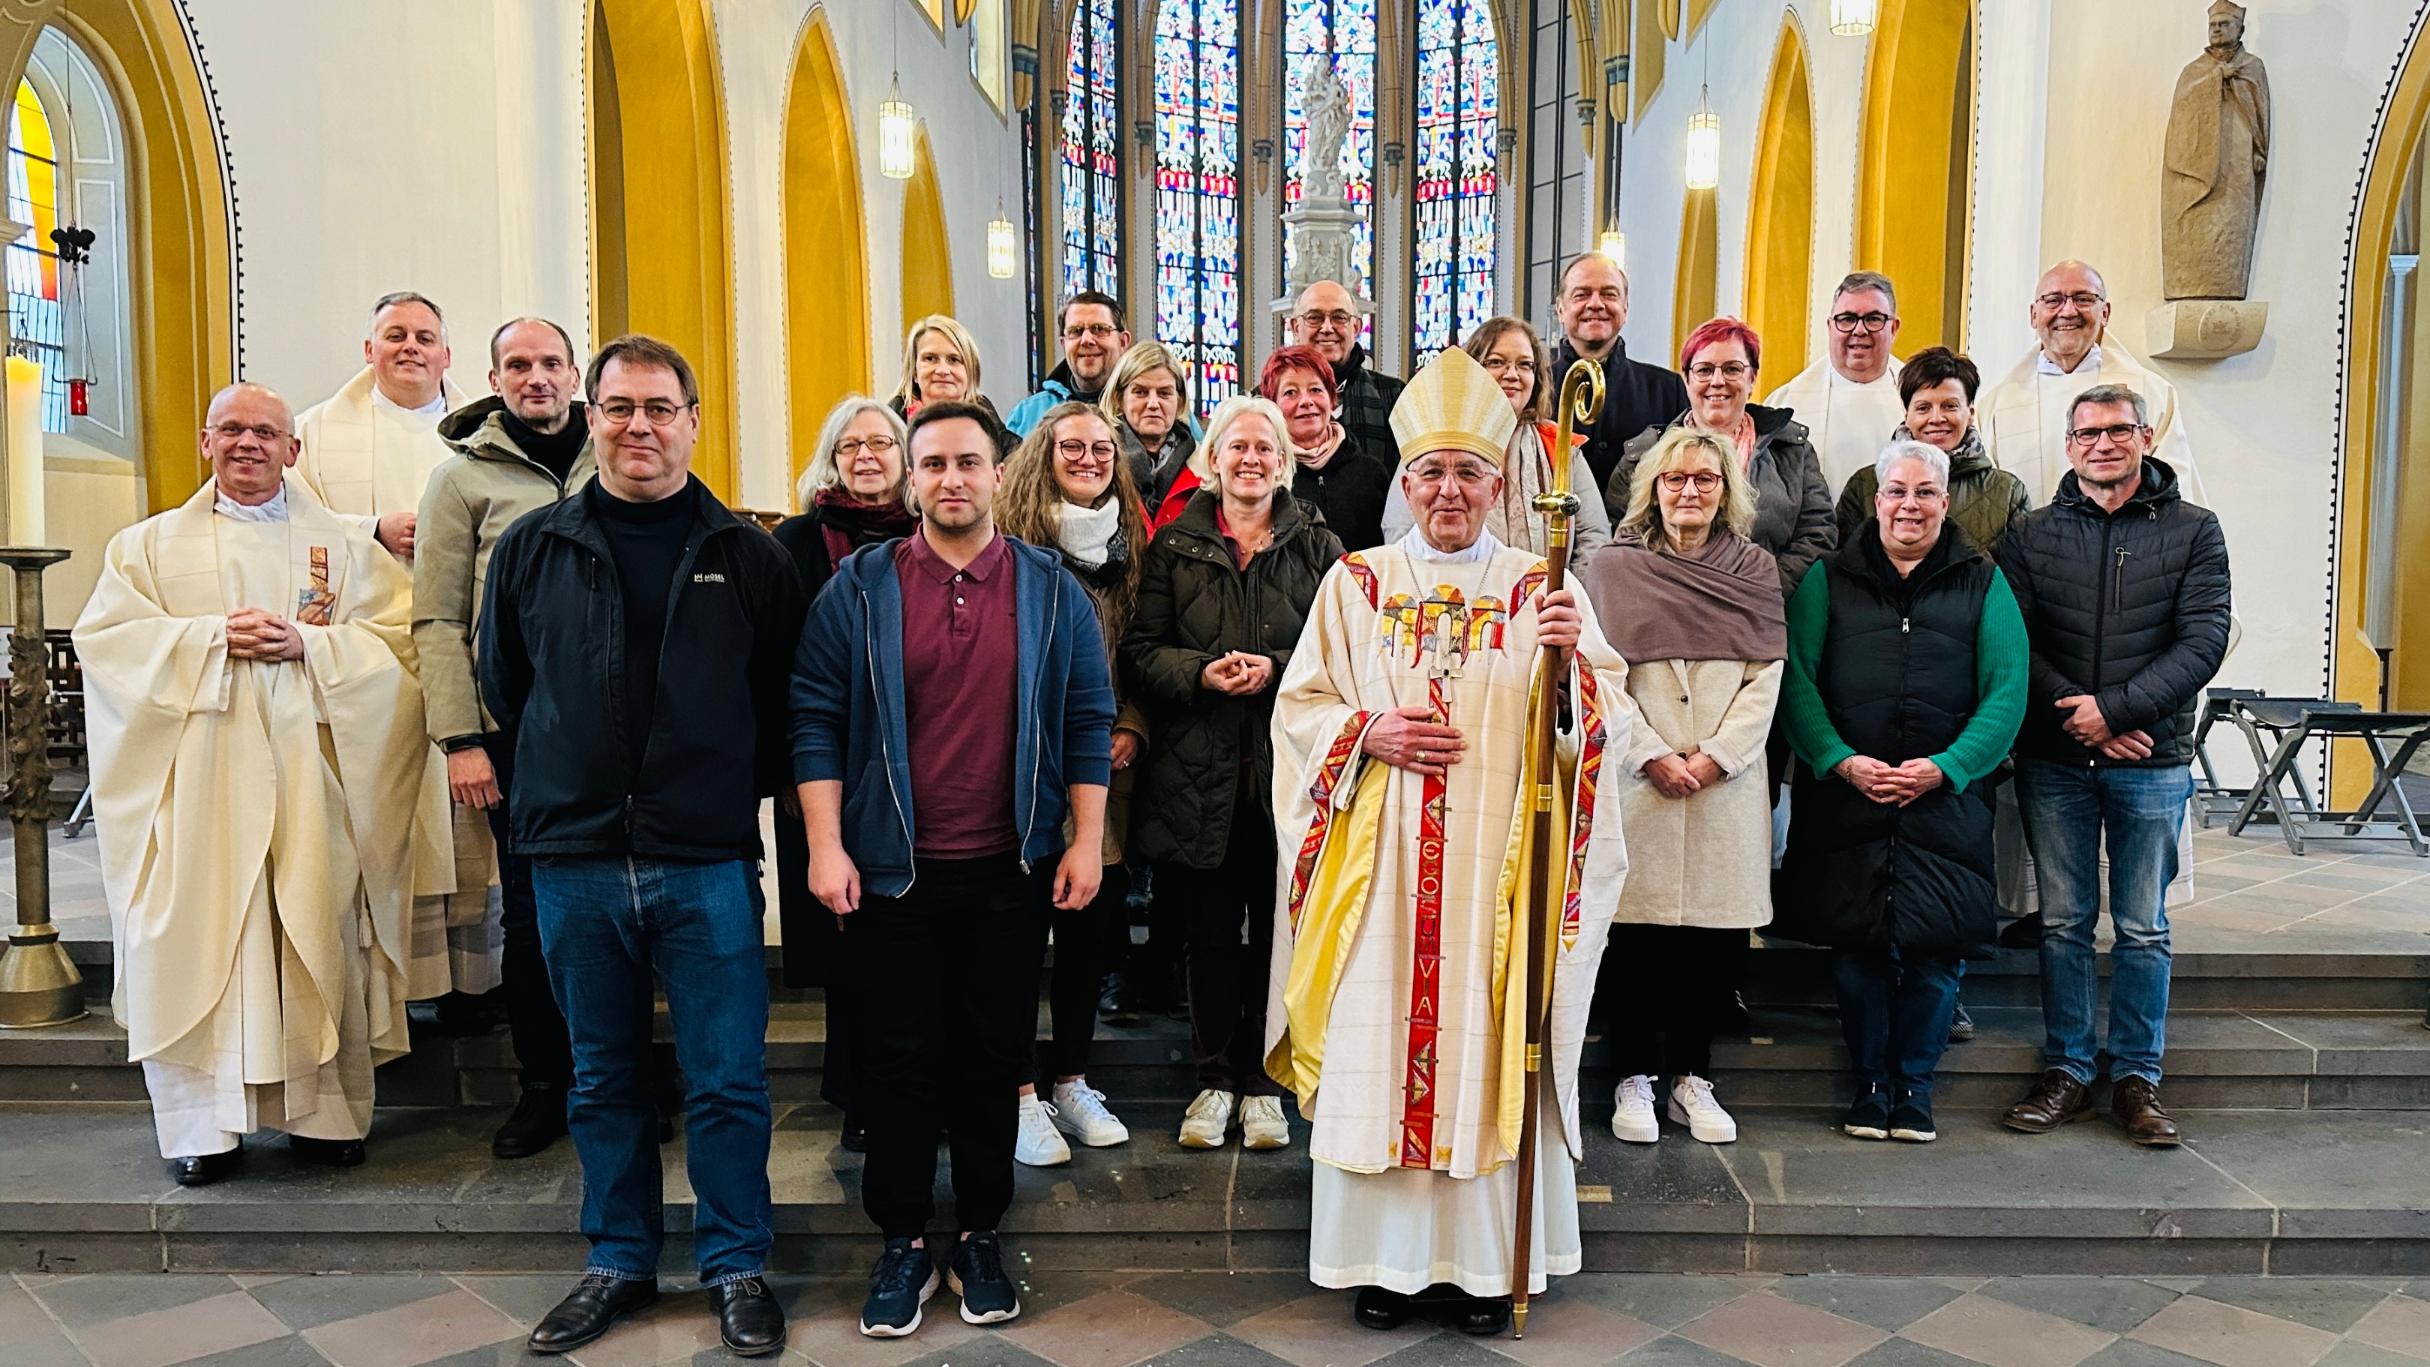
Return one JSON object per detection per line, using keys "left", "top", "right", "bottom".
{"left": 789, "top": 532, "right": 1116, "bottom": 896}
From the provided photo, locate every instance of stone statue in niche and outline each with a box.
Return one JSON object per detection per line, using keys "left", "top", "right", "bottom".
{"left": 1302, "top": 55, "right": 1351, "bottom": 205}
{"left": 2162, "top": 0, "right": 2271, "bottom": 300}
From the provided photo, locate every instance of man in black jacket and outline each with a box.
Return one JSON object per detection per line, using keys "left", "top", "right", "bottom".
{"left": 1993, "top": 383, "right": 2230, "bottom": 1150}
{"left": 1288, "top": 279, "right": 1404, "bottom": 468}
{"left": 479, "top": 335, "right": 805, "bottom": 1357}
{"left": 1551, "top": 253, "right": 1690, "bottom": 492}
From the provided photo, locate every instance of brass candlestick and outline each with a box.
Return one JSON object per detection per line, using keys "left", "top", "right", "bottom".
{"left": 0, "top": 545, "right": 85, "bottom": 1027}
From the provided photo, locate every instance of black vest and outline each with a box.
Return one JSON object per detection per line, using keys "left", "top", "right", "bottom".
{"left": 1776, "top": 523, "right": 2001, "bottom": 960}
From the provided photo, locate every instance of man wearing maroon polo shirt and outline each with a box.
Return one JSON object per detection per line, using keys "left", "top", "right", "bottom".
{"left": 791, "top": 400, "right": 1116, "bottom": 1338}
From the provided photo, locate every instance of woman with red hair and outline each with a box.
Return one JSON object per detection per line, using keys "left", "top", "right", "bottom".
{"left": 1256, "top": 344, "right": 1394, "bottom": 550}
{"left": 1599, "top": 317, "right": 1835, "bottom": 598}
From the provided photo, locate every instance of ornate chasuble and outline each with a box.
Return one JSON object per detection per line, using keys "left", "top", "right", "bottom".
{"left": 1266, "top": 537, "right": 1635, "bottom": 1179}
{"left": 75, "top": 485, "right": 440, "bottom": 1096}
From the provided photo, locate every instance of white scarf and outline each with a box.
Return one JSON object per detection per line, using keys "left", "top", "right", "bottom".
{"left": 1396, "top": 524, "right": 1501, "bottom": 564}
{"left": 1056, "top": 495, "right": 1124, "bottom": 569}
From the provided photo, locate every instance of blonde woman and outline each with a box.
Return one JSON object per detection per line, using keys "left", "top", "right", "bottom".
{"left": 1576, "top": 426, "right": 1786, "bottom": 1147}
{"left": 1101, "top": 341, "right": 1199, "bottom": 527}
{"left": 890, "top": 314, "right": 999, "bottom": 424}
{"left": 992, "top": 402, "right": 1152, "bottom": 1166}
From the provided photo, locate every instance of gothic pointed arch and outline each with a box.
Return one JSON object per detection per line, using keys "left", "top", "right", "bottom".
{"left": 901, "top": 124, "right": 955, "bottom": 331}
{"left": 781, "top": 6, "right": 872, "bottom": 499}
{"left": 1854, "top": 0, "right": 1972, "bottom": 355}
{"left": 589, "top": 0, "right": 738, "bottom": 497}
{"left": 1672, "top": 188, "right": 1716, "bottom": 360}
{"left": 1744, "top": 16, "right": 1814, "bottom": 383}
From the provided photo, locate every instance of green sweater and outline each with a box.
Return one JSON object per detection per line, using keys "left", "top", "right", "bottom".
{"left": 1779, "top": 558, "right": 2029, "bottom": 793}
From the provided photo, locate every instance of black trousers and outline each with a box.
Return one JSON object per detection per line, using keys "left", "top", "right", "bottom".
{"left": 1600, "top": 924, "right": 1744, "bottom": 1081}
{"left": 851, "top": 855, "right": 1051, "bottom": 1239}
{"left": 774, "top": 809, "right": 856, "bottom": 1116}
{"left": 1045, "top": 865, "right": 1129, "bottom": 1080}
{"left": 1172, "top": 800, "right": 1283, "bottom": 1097}
{"left": 485, "top": 735, "right": 573, "bottom": 1090}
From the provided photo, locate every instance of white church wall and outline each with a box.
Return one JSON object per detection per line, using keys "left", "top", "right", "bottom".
{"left": 2032, "top": 0, "right": 2415, "bottom": 704}
{"left": 185, "top": 0, "right": 587, "bottom": 417}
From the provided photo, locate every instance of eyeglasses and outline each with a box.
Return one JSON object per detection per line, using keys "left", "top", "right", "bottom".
{"left": 1685, "top": 362, "right": 1752, "bottom": 382}
{"left": 1828, "top": 312, "right": 1895, "bottom": 334}
{"left": 835, "top": 435, "right": 899, "bottom": 457}
{"left": 208, "top": 421, "right": 289, "bottom": 443}
{"left": 1877, "top": 484, "right": 1948, "bottom": 503}
{"left": 1063, "top": 323, "right": 1120, "bottom": 341}
{"left": 2067, "top": 423, "right": 2148, "bottom": 446}
{"left": 1056, "top": 439, "right": 1119, "bottom": 463}
{"left": 596, "top": 399, "right": 691, "bottom": 426}
{"left": 1296, "top": 310, "right": 1358, "bottom": 330}
{"left": 2035, "top": 291, "right": 2106, "bottom": 311}
{"left": 1408, "top": 462, "right": 1496, "bottom": 488}
{"left": 1481, "top": 355, "right": 1538, "bottom": 374}
{"left": 1658, "top": 470, "right": 1723, "bottom": 493}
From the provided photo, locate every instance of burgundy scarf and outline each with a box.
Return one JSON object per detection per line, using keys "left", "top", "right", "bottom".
{"left": 814, "top": 487, "right": 919, "bottom": 569}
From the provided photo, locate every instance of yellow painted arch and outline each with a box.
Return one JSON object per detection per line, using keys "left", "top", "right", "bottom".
{"left": 1854, "top": 0, "right": 1972, "bottom": 355}
{"left": 1744, "top": 17, "right": 1814, "bottom": 385}
{"left": 55, "top": 0, "right": 234, "bottom": 513}
{"left": 901, "top": 126, "right": 955, "bottom": 335}
{"left": 1672, "top": 188, "right": 1717, "bottom": 363}
{"left": 589, "top": 0, "right": 738, "bottom": 498}
{"left": 782, "top": 7, "right": 872, "bottom": 500}
{"left": 1630, "top": 0, "right": 1667, "bottom": 123}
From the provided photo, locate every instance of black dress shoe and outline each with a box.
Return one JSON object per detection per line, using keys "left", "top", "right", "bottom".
{"left": 708, "top": 1276, "right": 786, "bottom": 1356}
{"left": 170, "top": 1145, "right": 242, "bottom": 1187}
{"left": 1998, "top": 916, "right": 2046, "bottom": 949}
{"left": 287, "top": 1135, "right": 365, "bottom": 1167}
{"left": 1457, "top": 1296, "right": 1511, "bottom": 1336}
{"left": 528, "top": 1273, "right": 659, "bottom": 1354}
{"left": 492, "top": 1084, "right": 569, "bottom": 1160}
{"left": 1353, "top": 1286, "right": 1412, "bottom": 1330}
{"left": 840, "top": 1119, "right": 868, "bottom": 1154}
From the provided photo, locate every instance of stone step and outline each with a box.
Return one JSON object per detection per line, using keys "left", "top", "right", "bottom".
{"left": 7, "top": 1098, "right": 2426, "bottom": 1277}
{"left": 14, "top": 1003, "right": 2427, "bottom": 1113}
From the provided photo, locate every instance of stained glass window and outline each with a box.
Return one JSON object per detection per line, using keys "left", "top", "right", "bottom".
{"left": 1154, "top": 0, "right": 1242, "bottom": 419}
{"left": 1057, "top": 0, "right": 1120, "bottom": 301}
{"left": 6, "top": 78, "right": 65, "bottom": 432}
{"left": 1281, "top": 0, "right": 1376, "bottom": 318}
{"left": 1411, "top": 0, "right": 1500, "bottom": 359}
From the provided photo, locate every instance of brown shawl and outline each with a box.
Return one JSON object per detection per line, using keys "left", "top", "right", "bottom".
{"left": 1578, "top": 530, "right": 1786, "bottom": 664}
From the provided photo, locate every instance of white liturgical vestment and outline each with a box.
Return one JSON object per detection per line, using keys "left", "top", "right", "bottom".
{"left": 296, "top": 366, "right": 498, "bottom": 998}
{"left": 75, "top": 483, "right": 442, "bottom": 1156}
{"left": 1977, "top": 342, "right": 2208, "bottom": 508}
{"left": 1266, "top": 529, "right": 1636, "bottom": 1296}
{"left": 1761, "top": 357, "right": 1907, "bottom": 496}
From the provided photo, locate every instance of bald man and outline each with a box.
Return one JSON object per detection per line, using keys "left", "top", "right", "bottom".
{"left": 1288, "top": 280, "right": 1405, "bottom": 468}
{"left": 75, "top": 384, "right": 446, "bottom": 1185}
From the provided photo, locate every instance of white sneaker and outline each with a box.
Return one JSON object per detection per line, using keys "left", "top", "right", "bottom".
{"left": 1014, "top": 1092, "right": 1071, "bottom": 1167}
{"left": 1239, "top": 1095, "right": 1291, "bottom": 1150}
{"left": 1667, "top": 1075, "right": 1738, "bottom": 1144}
{"left": 1050, "top": 1080, "right": 1131, "bottom": 1147}
{"left": 1612, "top": 1074, "right": 1660, "bottom": 1144}
{"left": 1178, "top": 1089, "right": 1235, "bottom": 1149}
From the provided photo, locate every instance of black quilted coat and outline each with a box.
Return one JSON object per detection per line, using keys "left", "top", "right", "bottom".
{"left": 1995, "top": 458, "right": 2231, "bottom": 768}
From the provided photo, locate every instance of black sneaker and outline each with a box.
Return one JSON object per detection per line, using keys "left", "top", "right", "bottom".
{"left": 1948, "top": 1003, "right": 1977, "bottom": 1044}
{"left": 948, "top": 1230, "right": 1022, "bottom": 1324}
{"left": 1890, "top": 1092, "right": 1938, "bottom": 1143}
{"left": 1842, "top": 1084, "right": 1891, "bottom": 1140}
{"left": 858, "top": 1238, "right": 938, "bottom": 1339}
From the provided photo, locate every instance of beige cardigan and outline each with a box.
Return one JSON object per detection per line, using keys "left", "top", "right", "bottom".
{"left": 1612, "top": 657, "right": 1784, "bottom": 929}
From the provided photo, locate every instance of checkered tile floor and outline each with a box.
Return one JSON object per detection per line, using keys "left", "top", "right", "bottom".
{"left": 4, "top": 1270, "right": 2425, "bottom": 1366}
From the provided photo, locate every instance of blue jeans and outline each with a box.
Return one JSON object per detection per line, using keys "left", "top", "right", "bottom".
{"left": 2016, "top": 760, "right": 2193, "bottom": 1087}
{"left": 533, "top": 856, "right": 773, "bottom": 1285}
{"left": 1831, "top": 949, "right": 1961, "bottom": 1100}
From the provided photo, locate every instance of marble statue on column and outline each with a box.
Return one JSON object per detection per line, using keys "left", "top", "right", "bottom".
{"left": 2150, "top": 0, "right": 2271, "bottom": 357}
{"left": 1273, "top": 53, "right": 1373, "bottom": 323}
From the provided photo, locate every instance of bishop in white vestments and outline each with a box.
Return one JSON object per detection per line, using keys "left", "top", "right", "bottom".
{"left": 294, "top": 291, "right": 497, "bottom": 1005}
{"left": 75, "top": 385, "right": 440, "bottom": 1180}
{"left": 1266, "top": 349, "right": 1636, "bottom": 1333}
{"left": 1760, "top": 271, "right": 1908, "bottom": 493}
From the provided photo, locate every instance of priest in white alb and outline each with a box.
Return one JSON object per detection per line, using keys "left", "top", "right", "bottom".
{"left": 294, "top": 290, "right": 498, "bottom": 1016}
{"left": 1760, "top": 271, "right": 1908, "bottom": 494}
{"left": 1265, "top": 347, "right": 1636, "bottom": 1334}
{"left": 1977, "top": 260, "right": 2208, "bottom": 505}
{"left": 75, "top": 384, "right": 440, "bottom": 1184}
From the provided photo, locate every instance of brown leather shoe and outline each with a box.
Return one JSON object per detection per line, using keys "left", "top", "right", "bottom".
{"left": 2111, "top": 1076, "right": 2182, "bottom": 1147}
{"left": 2003, "top": 1069, "right": 2092, "bottom": 1133}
